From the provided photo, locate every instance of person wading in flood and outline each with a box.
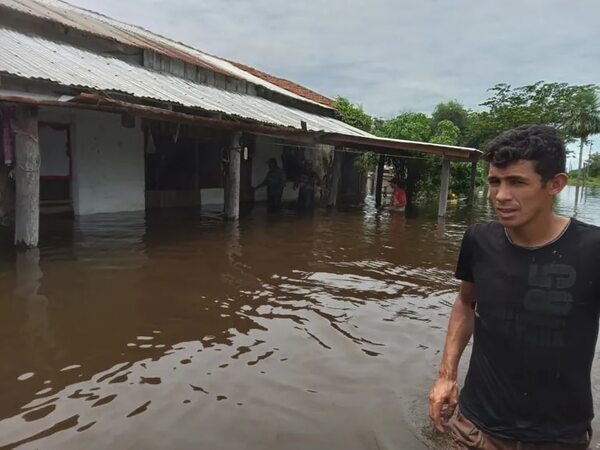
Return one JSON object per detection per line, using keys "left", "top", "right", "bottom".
{"left": 384, "top": 178, "right": 407, "bottom": 212}
{"left": 254, "top": 158, "right": 286, "bottom": 212}
{"left": 294, "top": 160, "right": 320, "bottom": 211}
{"left": 428, "top": 124, "right": 600, "bottom": 450}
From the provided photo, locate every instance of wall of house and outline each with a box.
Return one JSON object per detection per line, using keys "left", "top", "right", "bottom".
{"left": 201, "top": 188, "right": 225, "bottom": 206}
{"left": 39, "top": 107, "right": 145, "bottom": 215}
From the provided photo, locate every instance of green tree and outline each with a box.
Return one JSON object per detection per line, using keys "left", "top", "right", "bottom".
{"left": 564, "top": 87, "right": 600, "bottom": 195}
{"left": 586, "top": 153, "right": 600, "bottom": 178}
{"left": 432, "top": 101, "right": 470, "bottom": 137}
{"left": 334, "top": 97, "right": 378, "bottom": 173}
{"left": 378, "top": 112, "right": 432, "bottom": 141}
{"left": 375, "top": 113, "right": 434, "bottom": 204}
{"left": 334, "top": 96, "right": 373, "bottom": 132}
{"left": 465, "top": 82, "right": 598, "bottom": 149}
{"left": 431, "top": 120, "right": 460, "bottom": 145}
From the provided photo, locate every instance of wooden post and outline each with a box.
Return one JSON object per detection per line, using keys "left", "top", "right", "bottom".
{"left": 14, "top": 105, "right": 40, "bottom": 248}
{"left": 438, "top": 159, "right": 450, "bottom": 217}
{"left": 327, "top": 149, "right": 343, "bottom": 207}
{"left": 224, "top": 132, "right": 242, "bottom": 220}
{"left": 375, "top": 154, "right": 385, "bottom": 208}
{"left": 468, "top": 160, "right": 477, "bottom": 205}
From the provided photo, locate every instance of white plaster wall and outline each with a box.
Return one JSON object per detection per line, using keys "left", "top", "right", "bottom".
{"left": 39, "top": 107, "right": 145, "bottom": 215}
{"left": 73, "top": 110, "right": 144, "bottom": 215}
{"left": 253, "top": 135, "right": 296, "bottom": 202}
{"left": 201, "top": 188, "right": 224, "bottom": 206}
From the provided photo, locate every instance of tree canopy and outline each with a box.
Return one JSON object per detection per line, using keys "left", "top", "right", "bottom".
{"left": 466, "top": 82, "right": 599, "bottom": 148}
{"left": 432, "top": 101, "right": 470, "bottom": 137}
{"left": 334, "top": 96, "right": 373, "bottom": 132}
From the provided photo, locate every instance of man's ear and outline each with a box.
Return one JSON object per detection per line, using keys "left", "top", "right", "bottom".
{"left": 547, "top": 173, "right": 568, "bottom": 195}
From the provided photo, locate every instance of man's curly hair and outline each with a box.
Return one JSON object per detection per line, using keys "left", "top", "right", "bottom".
{"left": 483, "top": 124, "right": 566, "bottom": 182}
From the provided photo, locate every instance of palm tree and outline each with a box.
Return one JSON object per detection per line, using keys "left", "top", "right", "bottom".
{"left": 565, "top": 87, "right": 600, "bottom": 202}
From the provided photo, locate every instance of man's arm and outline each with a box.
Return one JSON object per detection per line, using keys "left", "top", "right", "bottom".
{"left": 428, "top": 280, "right": 475, "bottom": 431}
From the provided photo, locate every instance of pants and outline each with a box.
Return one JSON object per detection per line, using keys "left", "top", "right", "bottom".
{"left": 449, "top": 410, "right": 591, "bottom": 450}
{"left": 297, "top": 188, "right": 315, "bottom": 211}
{"left": 267, "top": 188, "right": 283, "bottom": 212}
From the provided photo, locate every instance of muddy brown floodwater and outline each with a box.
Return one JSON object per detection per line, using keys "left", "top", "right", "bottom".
{"left": 0, "top": 185, "right": 598, "bottom": 450}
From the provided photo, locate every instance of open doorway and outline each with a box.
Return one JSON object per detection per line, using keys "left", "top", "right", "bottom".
{"left": 39, "top": 123, "right": 71, "bottom": 213}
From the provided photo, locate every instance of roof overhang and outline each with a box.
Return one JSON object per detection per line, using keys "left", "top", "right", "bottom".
{"left": 0, "top": 90, "right": 481, "bottom": 162}
{"left": 321, "top": 133, "right": 481, "bottom": 161}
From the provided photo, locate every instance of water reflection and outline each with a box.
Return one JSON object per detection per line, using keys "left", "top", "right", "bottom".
{"left": 16, "top": 249, "right": 54, "bottom": 358}
{"left": 0, "top": 186, "right": 597, "bottom": 449}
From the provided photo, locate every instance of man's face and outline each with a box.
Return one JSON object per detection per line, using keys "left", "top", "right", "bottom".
{"left": 487, "top": 160, "right": 564, "bottom": 229}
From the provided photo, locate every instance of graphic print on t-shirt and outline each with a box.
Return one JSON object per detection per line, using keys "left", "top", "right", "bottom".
{"left": 525, "top": 263, "right": 576, "bottom": 315}
{"left": 518, "top": 263, "right": 577, "bottom": 348}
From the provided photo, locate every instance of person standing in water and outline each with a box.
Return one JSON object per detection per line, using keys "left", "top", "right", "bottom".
{"left": 385, "top": 178, "right": 407, "bottom": 212}
{"left": 428, "top": 124, "right": 600, "bottom": 449}
{"left": 253, "top": 158, "right": 286, "bottom": 212}
{"left": 295, "top": 160, "right": 320, "bottom": 211}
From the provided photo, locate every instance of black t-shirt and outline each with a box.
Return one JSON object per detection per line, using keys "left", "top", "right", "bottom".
{"left": 456, "top": 219, "right": 600, "bottom": 443}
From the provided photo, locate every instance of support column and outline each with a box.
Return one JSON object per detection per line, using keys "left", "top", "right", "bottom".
{"left": 224, "top": 132, "right": 242, "bottom": 220}
{"left": 468, "top": 160, "right": 477, "bottom": 205}
{"left": 438, "top": 159, "right": 450, "bottom": 217}
{"left": 375, "top": 154, "right": 385, "bottom": 208}
{"left": 14, "top": 105, "right": 40, "bottom": 248}
{"left": 327, "top": 148, "right": 343, "bottom": 207}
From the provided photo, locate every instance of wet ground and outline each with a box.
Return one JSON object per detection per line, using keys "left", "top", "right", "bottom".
{"left": 0, "top": 185, "right": 598, "bottom": 449}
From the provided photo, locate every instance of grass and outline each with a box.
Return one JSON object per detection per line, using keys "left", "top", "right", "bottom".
{"left": 568, "top": 177, "right": 600, "bottom": 187}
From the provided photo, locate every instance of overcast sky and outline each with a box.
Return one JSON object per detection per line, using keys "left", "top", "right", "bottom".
{"left": 67, "top": 0, "right": 599, "bottom": 120}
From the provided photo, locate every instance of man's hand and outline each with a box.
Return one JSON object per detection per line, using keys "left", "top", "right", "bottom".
{"left": 428, "top": 377, "right": 459, "bottom": 432}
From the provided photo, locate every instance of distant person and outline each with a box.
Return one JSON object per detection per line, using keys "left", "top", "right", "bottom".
{"left": 294, "top": 160, "right": 320, "bottom": 211}
{"left": 428, "top": 124, "right": 600, "bottom": 449}
{"left": 253, "top": 158, "right": 286, "bottom": 212}
{"left": 385, "top": 178, "right": 406, "bottom": 212}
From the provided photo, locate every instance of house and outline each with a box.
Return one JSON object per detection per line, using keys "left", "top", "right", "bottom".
{"left": 0, "top": 0, "right": 480, "bottom": 248}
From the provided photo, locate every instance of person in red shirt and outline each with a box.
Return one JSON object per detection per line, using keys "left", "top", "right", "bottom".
{"left": 386, "top": 178, "right": 406, "bottom": 212}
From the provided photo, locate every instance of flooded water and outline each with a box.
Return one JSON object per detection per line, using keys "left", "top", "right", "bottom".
{"left": 0, "top": 185, "right": 598, "bottom": 450}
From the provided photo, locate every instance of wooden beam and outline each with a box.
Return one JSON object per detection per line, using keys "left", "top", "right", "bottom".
{"left": 14, "top": 105, "right": 40, "bottom": 248}
{"left": 375, "top": 154, "right": 385, "bottom": 208}
{"left": 1, "top": 92, "right": 481, "bottom": 166}
{"left": 438, "top": 159, "right": 451, "bottom": 217}
{"left": 0, "top": 94, "right": 315, "bottom": 141}
{"left": 224, "top": 132, "right": 242, "bottom": 220}
{"left": 327, "top": 149, "right": 343, "bottom": 207}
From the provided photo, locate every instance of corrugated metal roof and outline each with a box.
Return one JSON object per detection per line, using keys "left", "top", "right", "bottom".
{"left": 0, "top": 27, "right": 368, "bottom": 136}
{"left": 0, "top": 0, "right": 335, "bottom": 109}
{"left": 227, "top": 61, "right": 335, "bottom": 108}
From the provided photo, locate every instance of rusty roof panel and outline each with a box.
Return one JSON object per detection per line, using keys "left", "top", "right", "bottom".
{"left": 229, "top": 61, "right": 336, "bottom": 109}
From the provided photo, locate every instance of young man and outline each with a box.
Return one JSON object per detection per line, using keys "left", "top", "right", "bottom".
{"left": 429, "top": 124, "right": 600, "bottom": 449}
